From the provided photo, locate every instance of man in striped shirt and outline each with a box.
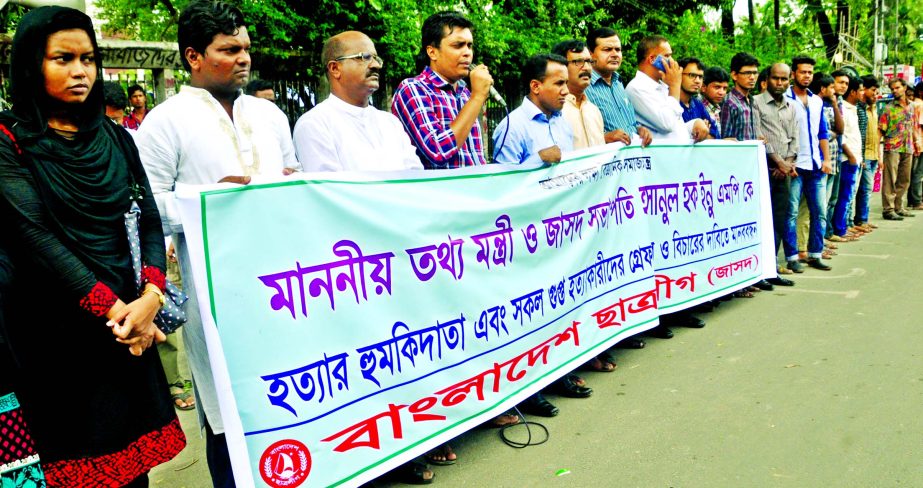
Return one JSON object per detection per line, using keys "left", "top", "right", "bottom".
{"left": 391, "top": 12, "right": 492, "bottom": 169}
{"left": 584, "top": 27, "right": 652, "bottom": 147}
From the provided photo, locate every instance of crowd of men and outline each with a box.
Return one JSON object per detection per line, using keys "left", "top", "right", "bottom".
{"left": 104, "top": 1, "right": 923, "bottom": 485}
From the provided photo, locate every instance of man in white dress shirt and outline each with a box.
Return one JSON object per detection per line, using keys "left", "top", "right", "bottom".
{"left": 625, "top": 35, "right": 709, "bottom": 143}
{"left": 293, "top": 31, "right": 422, "bottom": 171}
{"left": 135, "top": 2, "right": 298, "bottom": 486}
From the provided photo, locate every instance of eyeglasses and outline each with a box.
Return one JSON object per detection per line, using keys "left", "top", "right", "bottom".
{"left": 738, "top": 70, "right": 760, "bottom": 77}
{"left": 683, "top": 73, "right": 704, "bottom": 80}
{"left": 567, "top": 58, "right": 593, "bottom": 67}
{"left": 334, "top": 52, "right": 384, "bottom": 66}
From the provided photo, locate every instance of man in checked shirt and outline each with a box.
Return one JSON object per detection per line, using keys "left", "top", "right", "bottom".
{"left": 392, "top": 11, "right": 493, "bottom": 168}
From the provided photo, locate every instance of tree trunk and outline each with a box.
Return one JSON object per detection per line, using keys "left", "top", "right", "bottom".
{"left": 748, "top": 0, "right": 755, "bottom": 25}
{"left": 774, "top": 0, "right": 780, "bottom": 30}
{"left": 808, "top": 0, "right": 839, "bottom": 59}
{"left": 721, "top": 0, "right": 735, "bottom": 43}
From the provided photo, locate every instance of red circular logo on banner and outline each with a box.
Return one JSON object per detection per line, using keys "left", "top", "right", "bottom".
{"left": 259, "top": 439, "right": 311, "bottom": 487}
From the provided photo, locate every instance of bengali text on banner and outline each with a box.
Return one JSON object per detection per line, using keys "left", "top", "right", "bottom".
{"left": 175, "top": 141, "right": 775, "bottom": 487}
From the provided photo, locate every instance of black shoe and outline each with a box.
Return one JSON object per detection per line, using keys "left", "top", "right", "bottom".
{"left": 754, "top": 279, "right": 774, "bottom": 291}
{"left": 786, "top": 260, "right": 805, "bottom": 273}
{"left": 520, "top": 393, "right": 559, "bottom": 417}
{"left": 617, "top": 337, "right": 646, "bottom": 349}
{"left": 644, "top": 325, "right": 674, "bottom": 339}
{"left": 897, "top": 209, "right": 915, "bottom": 217}
{"left": 678, "top": 315, "right": 706, "bottom": 328}
{"left": 766, "top": 277, "right": 795, "bottom": 286}
{"left": 550, "top": 374, "right": 593, "bottom": 398}
{"left": 882, "top": 212, "right": 904, "bottom": 221}
{"left": 805, "top": 258, "right": 832, "bottom": 271}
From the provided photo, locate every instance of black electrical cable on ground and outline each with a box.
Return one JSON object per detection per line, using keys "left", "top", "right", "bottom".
{"left": 498, "top": 407, "right": 549, "bottom": 448}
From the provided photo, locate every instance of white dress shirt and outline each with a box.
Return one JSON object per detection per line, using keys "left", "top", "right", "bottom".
{"left": 293, "top": 94, "right": 422, "bottom": 172}
{"left": 625, "top": 70, "right": 696, "bottom": 143}
{"left": 136, "top": 86, "right": 299, "bottom": 234}
{"left": 841, "top": 100, "right": 861, "bottom": 161}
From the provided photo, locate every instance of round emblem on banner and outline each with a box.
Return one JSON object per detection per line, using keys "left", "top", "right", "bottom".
{"left": 259, "top": 439, "right": 311, "bottom": 487}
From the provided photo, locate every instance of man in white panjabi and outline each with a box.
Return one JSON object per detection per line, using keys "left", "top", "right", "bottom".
{"left": 135, "top": 2, "right": 297, "bottom": 486}
{"left": 293, "top": 31, "right": 422, "bottom": 171}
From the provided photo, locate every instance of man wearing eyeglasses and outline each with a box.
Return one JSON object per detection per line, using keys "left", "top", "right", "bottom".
{"left": 391, "top": 12, "right": 492, "bottom": 169}
{"left": 293, "top": 31, "right": 422, "bottom": 172}
{"left": 721, "top": 52, "right": 760, "bottom": 141}
{"left": 625, "top": 35, "right": 710, "bottom": 144}
{"left": 677, "top": 57, "right": 719, "bottom": 139}
{"left": 551, "top": 40, "right": 605, "bottom": 149}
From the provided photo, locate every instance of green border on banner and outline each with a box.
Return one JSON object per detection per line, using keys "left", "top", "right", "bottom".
{"left": 328, "top": 317, "right": 658, "bottom": 487}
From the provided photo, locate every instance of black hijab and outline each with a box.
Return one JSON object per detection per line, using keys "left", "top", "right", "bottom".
{"left": 1, "top": 7, "right": 141, "bottom": 296}
{"left": 7, "top": 6, "right": 105, "bottom": 138}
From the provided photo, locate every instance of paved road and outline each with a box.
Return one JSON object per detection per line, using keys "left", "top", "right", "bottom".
{"left": 152, "top": 204, "right": 923, "bottom": 487}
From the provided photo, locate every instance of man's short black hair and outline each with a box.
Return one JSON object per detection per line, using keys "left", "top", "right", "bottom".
{"left": 791, "top": 55, "right": 816, "bottom": 72}
{"left": 586, "top": 27, "right": 617, "bottom": 53}
{"left": 103, "top": 81, "right": 128, "bottom": 109}
{"left": 915, "top": 82, "right": 923, "bottom": 97}
{"left": 831, "top": 69, "right": 849, "bottom": 79}
{"left": 677, "top": 57, "right": 704, "bottom": 70}
{"left": 551, "top": 39, "right": 586, "bottom": 58}
{"left": 177, "top": 0, "right": 246, "bottom": 72}
{"left": 245, "top": 79, "right": 273, "bottom": 95}
{"left": 704, "top": 66, "right": 730, "bottom": 85}
{"left": 809, "top": 72, "right": 834, "bottom": 94}
{"left": 521, "top": 53, "right": 567, "bottom": 90}
{"left": 845, "top": 76, "right": 861, "bottom": 97}
{"left": 756, "top": 66, "right": 770, "bottom": 88}
{"left": 730, "top": 52, "right": 759, "bottom": 73}
{"left": 418, "top": 11, "right": 473, "bottom": 70}
{"left": 126, "top": 84, "right": 144, "bottom": 97}
{"left": 636, "top": 35, "right": 667, "bottom": 65}
{"left": 860, "top": 75, "right": 879, "bottom": 89}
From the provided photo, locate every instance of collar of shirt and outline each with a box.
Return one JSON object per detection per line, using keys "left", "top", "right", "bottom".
{"left": 421, "top": 65, "right": 467, "bottom": 92}
{"left": 632, "top": 69, "right": 667, "bottom": 94}
{"left": 757, "top": 92, "right": 786, "bottom": 107}
{"left": 520, "top": 96, "right": 561, "bottom": 123}
{"left": 729, "top": 87, "right": 751, "bottom": 105}
{"left": 327, "top": 93, "right": 376, "bottom": 120}
{"left": 590, "top": 69, "right": 620, "bottom": 86}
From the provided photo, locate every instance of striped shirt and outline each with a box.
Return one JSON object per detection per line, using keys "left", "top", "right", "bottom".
{"left": 857, "top": 101, "right": 868, "bottom": 153}
{"left": 584, "top": 70, "right": 639, "bottom": 134}
{"left": 720, "top": 88, "right": 756, "bottom": 140}
{"left": 752, "top": 92, "right": 799, "bottom": 159}
{"left": 391, "top": 66, "right": 486, "bottom": 169}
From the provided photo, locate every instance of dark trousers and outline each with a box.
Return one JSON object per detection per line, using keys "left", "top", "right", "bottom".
{"left": 205, "top": 420, "right": 236, "bottom": 488}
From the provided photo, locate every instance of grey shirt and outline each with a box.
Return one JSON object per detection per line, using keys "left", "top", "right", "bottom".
{"left": 753, "top": 92, "right": 801, "bottom": 161}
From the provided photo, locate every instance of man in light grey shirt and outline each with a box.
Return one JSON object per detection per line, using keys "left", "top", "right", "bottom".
{"left": 753, "top": 63, "right": 800, "bottom": 285}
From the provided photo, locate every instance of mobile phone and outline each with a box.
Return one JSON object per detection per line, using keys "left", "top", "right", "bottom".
{"left": 652, "top": 55, "right": 666, "bottom": 72}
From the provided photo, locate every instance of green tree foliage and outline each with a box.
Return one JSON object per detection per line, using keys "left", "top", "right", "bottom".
{"left": 91, "top": 0, "right": 921, "bottom": 99}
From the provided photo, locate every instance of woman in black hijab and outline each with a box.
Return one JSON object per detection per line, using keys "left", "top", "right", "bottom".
{"left": 0, "top": 7, "right": 185, "bottom": 486}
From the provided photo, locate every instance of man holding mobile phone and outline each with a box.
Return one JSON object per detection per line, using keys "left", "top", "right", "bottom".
{"left": 625, "top": 35, "right": 710, "bottom": 143}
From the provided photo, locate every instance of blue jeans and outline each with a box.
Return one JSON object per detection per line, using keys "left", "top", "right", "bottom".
{"left": 770, "top": 174, "right": 798, "bottom": 259}
{"left": 824, "top": 166, "right": 840, "bottom": 238}
{"left": 909, "top": 155, "right": 923, "bottom": 207}
{"left": 789, "top": 169, "right": 827, "bottom": 259}
{"left": 833, "top": 161, "right": 860, "bottom": 236}
{"left": 852, "top": 160, "right": 878, "bottom": 225}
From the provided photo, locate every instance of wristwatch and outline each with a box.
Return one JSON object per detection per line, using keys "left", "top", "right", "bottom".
{"left": 143, "top": 287, "right": 166, "bottom": 308}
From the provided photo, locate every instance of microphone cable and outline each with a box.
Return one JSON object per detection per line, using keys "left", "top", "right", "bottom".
{"left": 498, "top": 406, "right": 550, "bottom": 448}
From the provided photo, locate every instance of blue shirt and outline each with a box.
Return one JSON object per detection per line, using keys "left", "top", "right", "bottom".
{"left": 492, "top": 97, "right": 574, "bottom": 165}
{"left": 785, "top": 87, "right": 829, "bottom": 171}
{"left": 584, "top": 71, "right": 639, "bottom": 134}
{"left": 681, "top": 96, "right": 720, "bottom": 139}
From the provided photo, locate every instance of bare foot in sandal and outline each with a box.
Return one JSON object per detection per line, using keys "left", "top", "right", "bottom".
{"left": 485, "top": 412, "right": 520, "bottom": 428}
{"left": 424, "top": 443, "right": 456, "bottom": 465}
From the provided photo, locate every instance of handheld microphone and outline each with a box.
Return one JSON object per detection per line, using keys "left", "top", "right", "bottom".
{"left": 469, "top": 64, "right": 506, "bottom": 107}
